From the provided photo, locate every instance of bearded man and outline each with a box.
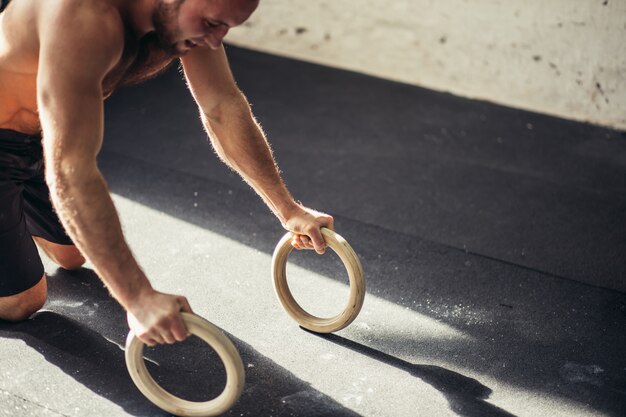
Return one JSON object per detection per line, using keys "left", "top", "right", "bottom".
{"left": 0, "top": 0, "right": 332, "bottom": 346}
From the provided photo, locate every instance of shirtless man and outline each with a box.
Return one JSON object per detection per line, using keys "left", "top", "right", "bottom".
{"left": 0, "top": 0, "right": 332, "bottom": 346}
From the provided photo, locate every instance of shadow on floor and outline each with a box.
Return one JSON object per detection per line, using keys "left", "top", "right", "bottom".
{"left": 302, "top": 329, "right": 516, "bottom": 417}
{"left": 0, "top": 268, "right": 361, "bottom": 417}
{"left": 103, "top": 45, "right": 626, "bottom": 292}
{"left": 98, "top": 146, "right": 626, "bottom": 417}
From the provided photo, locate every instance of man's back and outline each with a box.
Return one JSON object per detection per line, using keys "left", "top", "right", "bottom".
{"left": 0, "top": 0, "right": 174, "bottom": 135}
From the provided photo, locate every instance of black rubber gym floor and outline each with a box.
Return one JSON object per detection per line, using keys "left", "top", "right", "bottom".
{"left": 1, "top": 45, "right": 624, "bottom": 417}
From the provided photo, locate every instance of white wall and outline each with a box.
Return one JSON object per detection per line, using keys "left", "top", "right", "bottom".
{"left": 226, "top": 0, "right": 626, "bottom": 130}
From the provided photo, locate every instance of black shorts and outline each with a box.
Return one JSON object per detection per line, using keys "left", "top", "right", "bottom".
{"left": 0, "top": 128, "right": 74, "bottom": 296}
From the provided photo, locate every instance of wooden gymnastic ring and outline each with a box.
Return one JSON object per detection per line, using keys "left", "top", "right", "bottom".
{"left": 125, "top": 312, "right": 245, "bottom": 417}
{"left": 272, "top": 227, "right": 365, "bottom": 333}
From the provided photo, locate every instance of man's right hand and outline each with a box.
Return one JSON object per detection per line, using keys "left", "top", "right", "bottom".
{"left": 126, "top": 290, "right": 193, "bottom": 346}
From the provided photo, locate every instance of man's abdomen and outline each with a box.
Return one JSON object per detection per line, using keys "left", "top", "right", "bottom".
{"left": 0, "top": 70, "right": 40, "bottom": 135}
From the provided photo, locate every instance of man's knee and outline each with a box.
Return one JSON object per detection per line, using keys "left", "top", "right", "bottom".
{"left": 54, "top": 246, "right": 86, "bottom": 270}
{"left": 0, "top": 276, "right": 47, "bottom": 322}
{"left": 33, "top": 237, "right": 85, "bottom": 270}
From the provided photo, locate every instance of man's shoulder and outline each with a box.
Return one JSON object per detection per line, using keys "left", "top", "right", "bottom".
{"left": 38, "top": 0, "right": 126, "bottom": 66}
{"left": 40, "top": 0, "right": 124, "bottom": 34}
{"left": 39, "top": 0, "right": 125, "bottom": 49}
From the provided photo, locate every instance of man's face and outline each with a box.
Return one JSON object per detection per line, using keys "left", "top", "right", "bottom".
{"left": 153, "top": 0, "right": 259, "bottom": 56}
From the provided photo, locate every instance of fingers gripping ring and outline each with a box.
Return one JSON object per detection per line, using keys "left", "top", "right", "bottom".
{"left": 125, "top": 313, "right": 245, "bottom": 417}
{"left": 272, "top": 228, "right": 366, "bottom": 333}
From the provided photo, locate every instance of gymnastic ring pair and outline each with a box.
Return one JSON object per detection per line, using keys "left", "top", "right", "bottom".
{"left": 125, "top": 227, "right": 365, "bottom": 416}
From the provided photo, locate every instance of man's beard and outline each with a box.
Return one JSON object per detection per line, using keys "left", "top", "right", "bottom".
{"left": 152, "top": 0, "right": 185, "bottom": 56}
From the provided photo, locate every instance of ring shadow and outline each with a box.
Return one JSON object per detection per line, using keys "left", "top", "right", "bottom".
{"left": 0, "top": 267, "right": 361, "bottom": 417}
{"left": 301, "top": 328, "right": 516, "bottom": 417}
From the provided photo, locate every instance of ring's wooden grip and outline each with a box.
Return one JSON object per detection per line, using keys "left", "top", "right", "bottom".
{"left": 125, "top": 313, "right": 244, "bottom": 417}
{"left": 271, "top": 228, "right": 365, "bottom": 333}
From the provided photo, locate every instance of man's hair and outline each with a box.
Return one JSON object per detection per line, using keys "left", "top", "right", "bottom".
{"left": 1, "top": 0, "right": 10, "bottom": 13}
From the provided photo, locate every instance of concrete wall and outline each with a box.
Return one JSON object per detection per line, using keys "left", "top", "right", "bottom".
{"left": 226, "top": 0, "right": 626, "bottom": 130}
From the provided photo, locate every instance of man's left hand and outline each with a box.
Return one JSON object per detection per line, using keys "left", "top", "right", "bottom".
{"left": 283, "top": 206, "right": 334, "bottom": 255}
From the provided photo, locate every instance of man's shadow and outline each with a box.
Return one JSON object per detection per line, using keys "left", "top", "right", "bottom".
{"left": 0, "top": 268, "right": 361, "bottom": 417}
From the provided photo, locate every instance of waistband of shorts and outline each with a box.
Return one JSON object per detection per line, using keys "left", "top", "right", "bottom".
{"left": 0, "top": 128, "right": 43, "bottom": 153}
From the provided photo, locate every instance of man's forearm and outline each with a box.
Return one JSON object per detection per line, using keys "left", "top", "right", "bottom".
{"left": 46, "top": 163, "right": 152, "bottom": 308}
{"left": 37, "top": 83, "right": 153, "bottom": 311}
{"left": 202, "top": 94, "right": 302, "bottom": 224}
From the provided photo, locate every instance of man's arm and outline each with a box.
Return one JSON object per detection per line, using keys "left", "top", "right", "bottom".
{"left": 36, "top": 3, "right": 191, "bottom": 345}
{"left": 180, "top": 46, "right": 332, "bottom": 253}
